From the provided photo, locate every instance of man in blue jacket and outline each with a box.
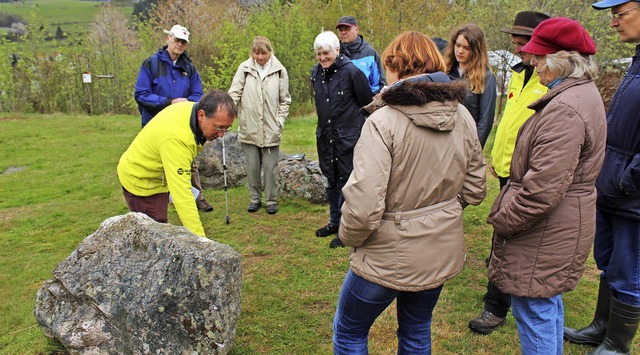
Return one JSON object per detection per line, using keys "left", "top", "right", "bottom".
{"left": 336, "top": 16, "right": 386, "bottom": 94}
{"left": 134, "top": 25, "right": 212, "bottom": 212}
{"left": 564, "top": 1, "right": 640, "bottom": 353}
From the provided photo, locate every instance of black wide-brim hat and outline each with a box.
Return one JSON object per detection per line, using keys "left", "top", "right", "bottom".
{"left": 500, "top": 11, "right": 551, "bottom": 36}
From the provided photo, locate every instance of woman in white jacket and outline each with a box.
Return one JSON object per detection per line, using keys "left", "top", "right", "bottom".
{"left": 228, "top": 36, "right": 291, "bottom": 214}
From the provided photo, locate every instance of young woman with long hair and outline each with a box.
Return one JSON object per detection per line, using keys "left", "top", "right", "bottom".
{"left": 445, "top": 24, "right": 497, "bottom": 148}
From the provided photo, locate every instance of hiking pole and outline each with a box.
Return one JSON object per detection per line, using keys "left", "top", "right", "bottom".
{"left": 221, "top": 135, "right": 231, "bottom": 224}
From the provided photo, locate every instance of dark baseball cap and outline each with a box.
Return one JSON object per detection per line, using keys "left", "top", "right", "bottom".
{"left": 336, "top": 16, "right": 357, "bottom": 28}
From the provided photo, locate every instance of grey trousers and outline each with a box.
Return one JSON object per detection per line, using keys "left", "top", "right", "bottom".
{"left": 241, "top": 143, "right": 279, "bottom": 205}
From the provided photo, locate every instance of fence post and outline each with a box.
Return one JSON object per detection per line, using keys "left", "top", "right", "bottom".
{"left": 82, "top": 72, "right": 93, "bottom": 115}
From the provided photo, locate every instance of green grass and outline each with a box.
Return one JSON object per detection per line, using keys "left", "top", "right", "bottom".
{"left": 0, "top": 0, "right": 132, "bottom": 35}
{"left": 0, "top": 112, "right": 635, "bottom": 354}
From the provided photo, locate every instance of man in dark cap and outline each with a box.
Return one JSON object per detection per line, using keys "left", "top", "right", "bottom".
{"left": 564, "top": 1, "right": 640, "bottom": 353}
{"left": 468, "top": 10, "right": 550, "bottom": 335}
{"left": 335, "top": 16, "right": 386, "bottom": 94}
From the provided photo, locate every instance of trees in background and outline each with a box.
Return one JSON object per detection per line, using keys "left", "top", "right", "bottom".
{"left": 0, "top": 0, "right": 633, "bottom": 115}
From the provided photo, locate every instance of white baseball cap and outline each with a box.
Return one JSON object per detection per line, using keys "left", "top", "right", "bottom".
{"left": 164, "top": 25, "right": 189, "bottom": 42}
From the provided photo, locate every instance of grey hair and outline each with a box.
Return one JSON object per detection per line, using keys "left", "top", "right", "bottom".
{"left": 540, "top": 51, "right": 598, "bottom": 80}
{"left": 313, "top": 31, "right": 340, "bottom": 54}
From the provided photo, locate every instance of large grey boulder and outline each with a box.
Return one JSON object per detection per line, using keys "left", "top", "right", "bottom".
{"left": 34, "top": 213, "right": 242, "bottom": 354}
{"left": 196, "top": 132, "right": 246, "bottom": 190}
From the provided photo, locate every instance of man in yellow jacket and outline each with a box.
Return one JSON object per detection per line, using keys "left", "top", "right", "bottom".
{"left": 117, "top": 90, "right": 236, "bottom": 237}
{"left": 468, "top": 11, "right": 550, "bottom": 335}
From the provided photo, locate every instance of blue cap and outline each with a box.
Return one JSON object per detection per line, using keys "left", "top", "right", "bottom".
{"left": 593, "top": 0, "right": 639, "bottom": 10}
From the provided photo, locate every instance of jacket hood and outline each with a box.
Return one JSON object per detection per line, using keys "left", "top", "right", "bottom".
{"left": 368, "top": 73, "right": 468, "bottom": 131}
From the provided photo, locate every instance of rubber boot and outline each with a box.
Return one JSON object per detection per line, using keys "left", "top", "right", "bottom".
{"left": 564, "top": 279, "right": 611, "bottom": 346}
{"left": 587, "top": 297, "right": 640, "bottom": 355}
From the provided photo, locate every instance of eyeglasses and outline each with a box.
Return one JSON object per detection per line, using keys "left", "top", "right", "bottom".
{"left": 610, "top": 5, "right": 640, "bottom": 20}
{"left": 214, "top": 125, "right": 231, "bottom": 133}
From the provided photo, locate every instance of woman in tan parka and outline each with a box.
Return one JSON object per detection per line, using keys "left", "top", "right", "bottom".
{"left": 228, "top": 36, "right": 291, "bottom": 215}
{"left": 332, "top": 31, "right": 486, "bottom": 354}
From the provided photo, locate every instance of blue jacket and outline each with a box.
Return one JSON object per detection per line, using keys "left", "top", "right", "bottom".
{"left": 134, "top": 47, "right": 203, "bottom": 127}
{"left": 340, "top": 35, "right": 386, "bottom": 94}
{"left": 311, "top": 54, "right": 373, "bottom": 186}
{"left": 596, "top": 45, "right": 640, "bottom": 219}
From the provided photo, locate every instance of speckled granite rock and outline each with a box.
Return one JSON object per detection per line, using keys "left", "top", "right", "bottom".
{"left": 34, "top": 212, "right": 242, "bottom": 354}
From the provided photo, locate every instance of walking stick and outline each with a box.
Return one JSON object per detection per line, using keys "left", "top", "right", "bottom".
{"left": 222, "top": 135, "right": 230, "bottom": 224}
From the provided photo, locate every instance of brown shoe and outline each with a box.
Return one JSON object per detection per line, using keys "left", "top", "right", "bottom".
{"left": 196, "top": 198, "right": 213, "bottom": 212}
{"left": 468, "top": 310, "right": 506, "bottom": 335}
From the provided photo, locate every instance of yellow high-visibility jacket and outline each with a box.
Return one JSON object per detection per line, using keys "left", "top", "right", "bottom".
{"left": 117, "top": 101, "right": 206, "bottom": 237}
{"left": 491, "top": 65, "right": 547, "bottom": 178}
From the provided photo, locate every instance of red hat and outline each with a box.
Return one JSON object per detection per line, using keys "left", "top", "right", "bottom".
{"left": 521, "top": 17, "right": 596, "bottom": 56}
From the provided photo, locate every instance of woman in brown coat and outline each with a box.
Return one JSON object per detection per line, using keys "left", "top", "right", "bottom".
{"left": 487, "top": 18, "right": 606, "bottom": 354}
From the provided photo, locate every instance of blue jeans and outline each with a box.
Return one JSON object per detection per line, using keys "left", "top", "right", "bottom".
{"left": 333, "top": 270, "right": 442, "bottom": 355}
{"left": 511, "top": 294, "right": 563, "bottom": 355}
{"left": 594, "top": 208, "right": 640, "bottom": 305}
{"left": 326, "top": 179, "right": 347, "bottom": 227}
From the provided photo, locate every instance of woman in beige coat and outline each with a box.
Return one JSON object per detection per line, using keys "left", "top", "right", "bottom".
{"left": 486, "top": 18, "right": 606, "bottom": 354}
{"left": 228, "top": 36, "right": 291, "bottom": 214}
{"left": 332, "top": 31, "right": 486, "bottom": 354}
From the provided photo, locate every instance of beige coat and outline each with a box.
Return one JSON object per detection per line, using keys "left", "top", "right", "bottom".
{"left": 339, "top": 76, "right": 486, "bottom": 292}
{"left": 488, "top": 77, "right": 606, "bottom": 298}
{"left": 228, "top": 55, "right": 291, "bottom": 147}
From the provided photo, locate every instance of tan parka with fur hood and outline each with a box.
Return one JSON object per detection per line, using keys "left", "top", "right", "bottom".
{"left": 228, "top": 55, "right": 291, "bottom": 147}
{"left": 339, "top": 74, "right": 487, "bottom": 292}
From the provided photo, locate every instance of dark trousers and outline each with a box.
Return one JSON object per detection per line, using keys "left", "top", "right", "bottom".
{"left": 327, "top": 178, "right": 347, "bottom": 227}
{"left": 122, "top": 187, "right": 169, "bottom": 223}
{"left": 484, "top": 176, "right": 511, "bottom": 317}
{"left": 191, "top": 160, "right": 205, "bottom": 202}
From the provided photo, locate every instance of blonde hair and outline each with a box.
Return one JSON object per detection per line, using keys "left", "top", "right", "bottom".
{"left": 540, "top": 51, "right": 598, "bottom": 81}
{"left": 444, "top": 24, "right": 489, "bottom": 93}
{"left": 252, "top": 36, "right": 273, "bottom": 54}
{"left": 381, "top": 31, "right": 446, "bottom": 79}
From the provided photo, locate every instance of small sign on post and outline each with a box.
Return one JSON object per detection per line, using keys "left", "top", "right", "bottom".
{"left": 83, "top": 71, "right": 93, "bottom": 115}
{"left": 82, "top": 72, "right": 92, "bottom": 84}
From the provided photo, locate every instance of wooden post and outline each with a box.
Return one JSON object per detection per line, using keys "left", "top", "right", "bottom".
{"left": 82, "top": 72, "right": 93, "bottom": 115}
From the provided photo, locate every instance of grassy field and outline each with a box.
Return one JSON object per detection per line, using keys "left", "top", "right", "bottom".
{"left": 0, "top": 112, "right": 634, "bottom": 354}
{"left": 0, "top": 0, "right": 132, "bottom": 35}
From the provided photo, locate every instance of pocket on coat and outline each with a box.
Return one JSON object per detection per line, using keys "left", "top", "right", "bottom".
{"left": 596, "top": 147, "right": 632, "bottom": 198}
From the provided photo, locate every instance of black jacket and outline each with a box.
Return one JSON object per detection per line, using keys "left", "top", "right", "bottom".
{"left": 311, "top": 54, "right": 373, "bottom": 186}
{"left": 447, "top": 65, "right": 497, "bottom": 148}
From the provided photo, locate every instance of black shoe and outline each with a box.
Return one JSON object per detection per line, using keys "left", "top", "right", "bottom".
{"left": 196, "top": 198, "right": 214, "bottom": 212}
{"left": 316, "top": 223, "right": 339, "bottom": 237}
{"left": 266, "top": 204, "right": 279, "bottom": 215}
{"left": 329, "top": 236, "right": 345, "bottom": 248}
{"left": 468, "top": 310, "right": 506, "bottom": 335}
{"left": 247, "top": 201, "right": 261, "bottom": 213}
